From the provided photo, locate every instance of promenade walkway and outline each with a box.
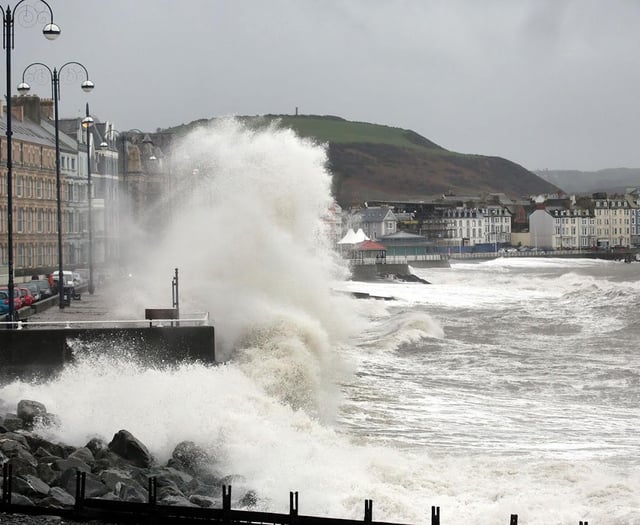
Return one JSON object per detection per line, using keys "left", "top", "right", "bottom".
{"left": 11, "top": 285, "right": 140, "bottom": 329}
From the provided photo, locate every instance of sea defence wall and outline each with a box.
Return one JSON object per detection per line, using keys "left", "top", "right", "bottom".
{"left": 0, "top": 326, "right": 215, "bottom": 380}
{"left": 350, "top": 263, "right": 411, "bottom": 281}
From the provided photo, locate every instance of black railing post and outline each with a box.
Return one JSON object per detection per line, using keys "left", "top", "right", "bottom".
{"left": 222, "top": 485, "right": 232, "bottom": 525}
{"left": 74, "top": 470, "right": 85, "bottom": 510}
{"left": 364, "top": 499, "right": 373, "bottom": 524}
{"left": 510, "top": 514, "right": 518, "bottom": 525}
{"left": 431, "top": 506, "right": 440, "bottom": 525}
{"left": 171, "top": 267, "right": 179, "bottom": 326}
{"left": 148, "top": 477, "right": 157, "bottom": 505}
{"left": 2, "top": 462, "right": 12, "bottom": 504}
{"left": 290, "top": 491, "right": 299, "bottom": 524}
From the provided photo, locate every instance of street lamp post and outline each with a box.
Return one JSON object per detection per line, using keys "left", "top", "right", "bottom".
{"left": 18, "top": 61, "right": 94, "bottom": 308}
{"left": 81, "top": 103, "right": 94, "bottom": 294}
{"left": 2, "top": 1, "right": 59, "bottom": 325}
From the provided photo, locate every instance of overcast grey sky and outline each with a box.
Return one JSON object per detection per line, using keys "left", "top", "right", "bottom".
{"left": 9, "top": 0, "right": 640, "bottom": 171}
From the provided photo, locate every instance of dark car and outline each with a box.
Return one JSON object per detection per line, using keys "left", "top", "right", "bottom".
{"left": 33, "top": 280, "right": 54, "bottom": 299}
{"left": 25, "top": 281, "right": 42, "bottom": 302}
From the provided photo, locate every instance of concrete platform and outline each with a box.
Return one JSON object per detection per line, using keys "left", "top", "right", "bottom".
{"left": 0, "top": 288, "right": 216, "bottom": 380}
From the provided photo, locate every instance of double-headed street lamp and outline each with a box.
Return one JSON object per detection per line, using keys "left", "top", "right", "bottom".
{"left": 18, "top": 61, "right": 94, "bottom": 308}
{"left": 2, "top": 0, "right": 59, "bottom": 324}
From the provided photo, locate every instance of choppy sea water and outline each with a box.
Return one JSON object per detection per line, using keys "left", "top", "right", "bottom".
{"left": 338, "top": 257, "right": 640, "bottom": 523}
{"left": 0, "top": 121, "right": 637, "bottom": 524}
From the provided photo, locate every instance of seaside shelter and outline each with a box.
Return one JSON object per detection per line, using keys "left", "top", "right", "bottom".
{"left": 354, "top": 239, "right": 387, "bottom": 264}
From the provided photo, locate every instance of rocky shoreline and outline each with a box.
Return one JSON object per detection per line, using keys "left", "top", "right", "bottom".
{"left": 0, "top": 399, "right": 254, "bottom": 523}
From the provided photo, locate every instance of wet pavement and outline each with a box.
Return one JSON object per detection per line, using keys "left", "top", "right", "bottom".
{"left": 21, "top": 286, "right": 127, "bottom": 327}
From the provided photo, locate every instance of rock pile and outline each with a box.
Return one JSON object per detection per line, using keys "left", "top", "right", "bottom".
{"left": 0, "top": 399, "right": 250, "bottom": 511}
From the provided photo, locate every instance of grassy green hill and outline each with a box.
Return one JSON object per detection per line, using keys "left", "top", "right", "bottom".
{"left": 168, "top": 114, "right": 559, "bottom": 207}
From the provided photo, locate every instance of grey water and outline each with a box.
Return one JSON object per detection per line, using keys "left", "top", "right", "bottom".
{"left": 339, "top": 257, "right": 639, "bottom": 523}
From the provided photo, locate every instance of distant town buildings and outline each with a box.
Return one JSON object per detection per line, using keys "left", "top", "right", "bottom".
{"left": 345, "top": 190, "right": 640, "bottom": 254}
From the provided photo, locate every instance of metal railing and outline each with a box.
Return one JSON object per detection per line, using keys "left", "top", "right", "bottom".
{"left": 0, "top": 465, "right": 591, "bottom": 525}
{"left": 0, "top": 312, "right": 211, "bottom": 330}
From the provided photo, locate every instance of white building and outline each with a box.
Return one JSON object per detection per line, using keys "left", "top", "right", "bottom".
{"left": 550, "top": 208, "right": 596, "bottom": 249}
{"left": 528, "top": 209, "right": 554, "bottom": 249}
{"left": 442, "top": 207, "right": 512, "bottom": 247}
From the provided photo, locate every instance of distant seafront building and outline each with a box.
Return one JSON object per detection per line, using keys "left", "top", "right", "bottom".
{"left": 592, "top": 193, "right": 631, "bottom": 249}
{"left": 0, "top": 95, "right": 121, "bottom": 282}
{"left": 627, "top": 188, "right": 640, "bottom": 247}
{"left": 347, "top": 206, "right": 397, "bottom": 240}
{"left": 0, "top": 100, "right": 58, "bottom": 278}
{"left": 432, "top": 206, "right": 512, "bottom": 248}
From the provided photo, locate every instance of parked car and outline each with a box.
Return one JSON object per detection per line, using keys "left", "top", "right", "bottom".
{"left": 18, "top": 287, "right": 35, "bottom": 307}
{"left": 73, "top": 269, "right": 89, "bottom": 285}
{"left": 0, "top": 291, "right": 9, "bottom": 315}
{"left": 51, "top": 271, "right": 75, "bottom": 293}
{"left": 0, "top": 288, "right": 23, "bottom": 309}
{"left": 25, "top": 281, "right": 42, "bottom": 302}
{"left": 33, "top": 280, "right": 53, "bottom": 299}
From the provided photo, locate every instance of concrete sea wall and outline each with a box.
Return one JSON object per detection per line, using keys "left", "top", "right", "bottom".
{"left": 0, "top": 326, "right": 215, "bottom": 380}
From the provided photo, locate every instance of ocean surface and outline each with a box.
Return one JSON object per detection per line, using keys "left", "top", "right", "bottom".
{"left": 338, "top": 257, "right": 640, "bottom": 524}
{"left": 0, "top": 121, "right": 637, "bottom": 525}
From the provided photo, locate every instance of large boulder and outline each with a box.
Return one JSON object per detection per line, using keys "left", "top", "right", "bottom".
{"left": 36, "top": 462, "right": 58, "bottom": 485}
{"left": 13, "top": 474, "right": 50, "bottom": 498}
{"left": 56, "top": 468, "right": 109, "bottom": 499}
{"left": 40, "top": 486, "right": 75, "bottom": 508}
{"left": 168, "top": 441, "right": 212, "bottom": 475}
{"left": 8, "top": 493, "right": 35, "bottom": 506}
{"left": 53, "top": 457, "right": 91, "bottom": 474}
{"left": 85, "top": 437, "right": 108, "bottom": 456}
{"left": 0, "top": 432, "right": 30, "bottom": 450}
{"left": 16, "top": 400, "right": 47, "bottom": 428}
{"left": 108, "top": 430, "right": 153, "bottom": 468}
{"left": 67, "top": 447, "right": 95, "bottom": 467}
{"left": 100, "top": 468, "right": 147, "bottom": 497}
{"left": 26, "top": 435, "right": 69, "bottom": 459}
{"left": 2, "top": 416, "right": 23, "bottom": 431}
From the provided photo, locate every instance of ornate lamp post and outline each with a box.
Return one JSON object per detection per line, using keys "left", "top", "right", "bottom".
{"left": 81, "top": 104, "right": 94, "bottom": 294}
{"left": 2, "top": 0, "right": 59, "bottom": 325}
{"left": 17, "top": 61, "right": 94, "bottom": 308}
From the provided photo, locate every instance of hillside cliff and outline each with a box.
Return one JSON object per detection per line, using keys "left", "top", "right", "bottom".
{"left": 169, "top": 115, "right": 559, "bottom": 207}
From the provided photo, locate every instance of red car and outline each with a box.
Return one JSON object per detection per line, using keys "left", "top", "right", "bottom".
{"left": 18, "top": 287, "right": 35, "bottom": 307}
